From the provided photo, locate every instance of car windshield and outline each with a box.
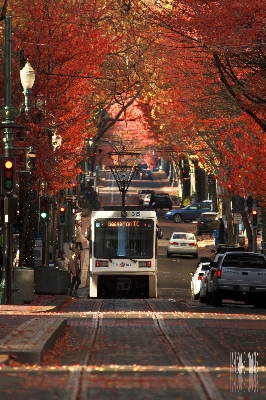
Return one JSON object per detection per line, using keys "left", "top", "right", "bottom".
{"left": 201, "top": 262, "right": 210, "bottom": 271}
{"left": 173, "top": 233, "right": 195, "bottom": 240}
{"left": 201, "top": 215, "right": 217, "bottom": 221}
{"left": 223, "top": 254, "right": 266, "bottom": 268}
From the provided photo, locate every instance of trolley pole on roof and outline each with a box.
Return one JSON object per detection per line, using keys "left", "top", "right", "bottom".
{"left": 108, "top": 151, "right": 141, "bottom": 209}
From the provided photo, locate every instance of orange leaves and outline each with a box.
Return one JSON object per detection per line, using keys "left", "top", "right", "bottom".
{"left": 4, "top": 0, "right": 115, "bottom": 191}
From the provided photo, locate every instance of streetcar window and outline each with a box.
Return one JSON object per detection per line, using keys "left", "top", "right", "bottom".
{"left": 94, "top": 219, "right": 154, "bottom": 258}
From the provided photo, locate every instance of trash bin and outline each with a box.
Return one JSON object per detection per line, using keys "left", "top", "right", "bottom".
{"left": 13, "top": 267, "right": 34, "bottom": 303}
{"left": 34, "top": 267, "right": 70, "bottom": 294}
{"left": 34, "top": 266, "right": 59, "bottom": 294}
{"left": 214, "top": 230, "right": 220, "bottom": 247}
{"left": 58, "top": 270, "right": 71, "bottom": 294}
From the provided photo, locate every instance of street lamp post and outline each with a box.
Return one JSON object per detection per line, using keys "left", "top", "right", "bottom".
{"left": 20, "top": 61, "right": 36, "bottom": 120}
{"left": 1, "top": 16, "right": 35, "bottom": 304}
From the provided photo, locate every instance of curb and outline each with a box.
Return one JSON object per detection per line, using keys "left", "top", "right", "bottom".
{"left": 0, "top": 317, "right": 67, "bottom": 365}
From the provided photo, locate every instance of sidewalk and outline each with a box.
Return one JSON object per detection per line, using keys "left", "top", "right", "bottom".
{"left": 0, "top": 211, "right": 92, "bottom": 362}
{"left": 0, "top": 292, "right": 73, "bottom": 365}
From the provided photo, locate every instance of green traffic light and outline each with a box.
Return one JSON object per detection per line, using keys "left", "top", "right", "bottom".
{"left": 5, "top": 180, "right": 13, "bottom": 189}
{"left": 40, "top": 212, "right": 47, "bottom": 219}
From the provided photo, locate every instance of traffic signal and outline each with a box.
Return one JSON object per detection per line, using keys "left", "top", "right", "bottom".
{"left": 72, "top": 182, "right": 77, "bottom": 196}
{"left": 59, "top": 204, "right": 66, "bottom": 225}
{"left": 1, "top": 156, "right": 16, "bottom": 195}
{"left": 252, "top": 209, "right": 258, "bottom": 228}
{"left": 26, "top": 150, "right": 36, "bottom": 171}
{"left": 40, "top": 197, "right": 49, "bottom": 222}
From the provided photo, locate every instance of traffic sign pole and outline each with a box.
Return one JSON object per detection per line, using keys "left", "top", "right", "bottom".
{"left": 253, "top": 228, "right": 257, "bottom": 253}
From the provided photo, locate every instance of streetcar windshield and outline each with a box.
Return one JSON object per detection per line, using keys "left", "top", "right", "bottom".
{"left": 94, "top": 218, "right": 154, "bottom": 258}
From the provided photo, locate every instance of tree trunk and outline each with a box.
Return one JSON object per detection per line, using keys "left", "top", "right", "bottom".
{"left": 224, "top": 197, "right": 234, "bottom": 244}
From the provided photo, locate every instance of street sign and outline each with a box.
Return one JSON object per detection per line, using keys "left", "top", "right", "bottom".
{"left": 65, "top": 196, "right": 77, "bottom": 201}
{"left": 233, "top": 213, "right": 242, "bottom": 224}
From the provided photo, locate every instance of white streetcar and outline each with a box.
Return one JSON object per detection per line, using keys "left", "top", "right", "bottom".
{"left": 89, "top": 208, "right": 158, "bottom": 298}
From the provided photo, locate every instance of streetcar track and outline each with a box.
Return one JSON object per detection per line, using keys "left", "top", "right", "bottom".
{"left": 73, "top": 298, "right": 226, "bottom": 399}
{"left": 48, "top": 298, "right": 255, "bottom": 399}
{"left": 71, "top": 299, "right": 105, "bottom": 400}
{"left": 145, "top": 299, "right": 224, "bottom": 400}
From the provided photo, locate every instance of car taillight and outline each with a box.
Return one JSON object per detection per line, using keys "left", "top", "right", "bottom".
{"left": 189, "top": 243, "right": 197, "bottom": 246}
{"left": 169, "top": 241, "right": 177, "bottom": 245}
{"left": 216, "top": 269, "right": 222, "bottom": 278}
{"left": 198, "top": 275, "right": 203, "bottom": 280}
{"left": 211, "top": 269, "right": 216, "bottom": 277}
{"left": 199, "top": 222, "right": 204, "bottom": 226}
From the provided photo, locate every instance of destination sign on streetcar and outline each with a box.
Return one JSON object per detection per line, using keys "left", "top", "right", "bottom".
{"left": 95, "top": 219, "right": 153, "bottom": 228}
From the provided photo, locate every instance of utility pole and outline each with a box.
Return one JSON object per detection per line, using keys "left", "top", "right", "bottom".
{"left": 1, "top": 17, "right": 35, "bottom": 303}
{"left": 252, "top": 201, "right": 259, "bottom": 253}
{"left": 1, "top": 16, "right": 17, "bottom": 304}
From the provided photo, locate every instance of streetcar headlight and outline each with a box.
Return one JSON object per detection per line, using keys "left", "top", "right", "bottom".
{"left": 139, "top": 261, "right": 151, "bottom": 268}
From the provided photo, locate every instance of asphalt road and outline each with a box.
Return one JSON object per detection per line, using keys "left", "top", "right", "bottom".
{"left": 156, "top": 209, "right": 214, "bottom": 302}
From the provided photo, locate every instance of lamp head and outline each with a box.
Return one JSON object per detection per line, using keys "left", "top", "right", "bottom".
{"left": 20, "top": 61, "right": 35, "bottom": 90}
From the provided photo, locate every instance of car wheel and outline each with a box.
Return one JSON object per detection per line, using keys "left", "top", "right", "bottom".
{"left": 173, "top": 213, "right": 183, "bottom": 223}
{"left": 254, "top": 300, "right": 261, "bottom": 309}
{"left": 199, "top": 295, "right": 206, "bottom": 303}
{"left": 192, "top": 292, "right": 199, "bottom": 300}
{"left": 167, "top": 251, "right": 171, "bottom": 258}
{"left": 205, "top": 290, "right": 212, "bottom": 305}
{"left": 193, "top": 253, "right": 198, "bottom": 259}
{"left": 212, "top": 291, "right": 222, "bottom": 307}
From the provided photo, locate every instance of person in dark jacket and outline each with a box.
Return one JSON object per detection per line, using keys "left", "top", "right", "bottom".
{"left": 69, "top": 250, "right": 81, "bottom": 297}
{"left": 149, "top": 191, "right": 155, "bottom": 210}
{"left": 219, "top": 218, "right": 225, "bottom": 244}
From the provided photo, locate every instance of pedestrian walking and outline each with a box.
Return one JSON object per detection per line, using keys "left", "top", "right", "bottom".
{"left": 149, "top": 191, "right": 155, "bottom": 210}
{"left": 56, "top": 251, "right": 70, "bottom": 271}
{"left": 85, "top": 225, "right": 90, "bottom": 241}
{"left": 75, "top": 208, "right": 82, "bottom": 226}
{"left": 75, "top": 222, "right": 83, "bottom": 250}
{"left": 69, "top": 250, "right": 81, "bottom": 297}
{"left": 219, "top": 218, "right": 225, "bottom": 244}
